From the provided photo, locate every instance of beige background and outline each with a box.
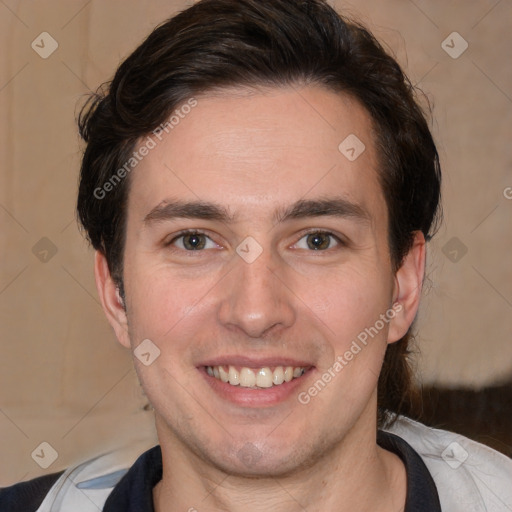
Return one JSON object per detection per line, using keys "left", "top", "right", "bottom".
{"left": 1, "top": 0, "right": 511, "bottom": 485}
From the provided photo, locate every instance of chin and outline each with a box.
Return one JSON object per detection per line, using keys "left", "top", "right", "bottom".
{"left": 213, "top": 453, "right": 305, "bottom": 479}
{"left": 199, "top": 435, "right": 323, "bottom": 478}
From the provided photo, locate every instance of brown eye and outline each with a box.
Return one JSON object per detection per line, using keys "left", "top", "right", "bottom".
{"left": 170, "top": 232, "right": 216, "bottom": 250}
{"left": 182, "top": 233, "right": 206, "bottom": 250}
{"left": 167, "top": 230, "right": 222, "bottom": 254}
{"left": 306, "top": 233, "right": 332, "bottom": 250}
{"left": 293, "top": 232, "right": 340, "bottom": 251}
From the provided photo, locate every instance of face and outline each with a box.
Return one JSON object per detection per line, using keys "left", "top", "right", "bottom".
{"left": 97, "top": 86, "right": 422, "bottom": 477}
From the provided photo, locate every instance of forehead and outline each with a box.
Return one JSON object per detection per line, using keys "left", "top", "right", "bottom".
{"left": 127, "top": 86, "right": 386, "bottom": 227}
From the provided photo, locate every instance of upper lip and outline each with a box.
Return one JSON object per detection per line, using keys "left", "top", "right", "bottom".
{"left": 198, "top": 356, "right": 314, "bottom": 368}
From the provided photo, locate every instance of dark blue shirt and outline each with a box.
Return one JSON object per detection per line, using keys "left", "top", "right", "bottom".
{"left": 0, "top": 430, "right": 441, "bottom": 511}
{"left": 103, "top": 430, "right": 441, "bottom": 511}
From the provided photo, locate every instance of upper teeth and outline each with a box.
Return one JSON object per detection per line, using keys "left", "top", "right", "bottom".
{"left": 206, "top": 365, "right": 305, "bottom": 388}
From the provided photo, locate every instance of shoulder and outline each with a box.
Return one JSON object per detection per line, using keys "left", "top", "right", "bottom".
{"left": 0, "top": 438, "right": 156, "bottom": 512}
{"left": 385, "top": 416, "right": 512, "bottom": 512}
{"left": 0, "top": 471, "right": 64, "bottom": 512}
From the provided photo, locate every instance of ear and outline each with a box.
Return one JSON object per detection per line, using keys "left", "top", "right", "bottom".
{"left": 387, "top": 231, "right": 426, "bottom": 344}
{"left": 94, "top": 250, "right": 131, "bottom": 349}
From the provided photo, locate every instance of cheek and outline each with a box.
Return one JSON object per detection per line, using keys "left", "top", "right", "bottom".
{"left": 125, "top": 269, "right": 215, "bottom": 399}
{"left": 298, "top": 262, "right": 392, "bottom": 340}
{"left": 301, "top": 269, "right": 391, "bottom": 419}
{"left": 125, "top": 260, "right": 221, "bottom": 344}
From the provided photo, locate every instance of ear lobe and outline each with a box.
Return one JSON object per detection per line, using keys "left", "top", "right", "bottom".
{"left": 94, "top": 250, "right": 131, "bottom": 349}
{"left": 387, "top": 231, "right": 426, "bottom": 344}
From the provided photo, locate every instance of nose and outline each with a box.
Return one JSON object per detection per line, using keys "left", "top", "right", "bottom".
{"left": 217, "top": 248, "right": 296, "bottom": 339}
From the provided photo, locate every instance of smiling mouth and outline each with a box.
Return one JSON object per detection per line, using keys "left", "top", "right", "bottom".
{"left": 205, "top": 365, "right": 309, "bottom": 388}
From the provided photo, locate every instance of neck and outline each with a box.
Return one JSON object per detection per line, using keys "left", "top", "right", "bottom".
{"left": 152, "top": 408, "right": 406, "bottom": 512}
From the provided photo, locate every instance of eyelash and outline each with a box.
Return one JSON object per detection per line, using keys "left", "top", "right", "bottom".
{"left": 293, "top": 230, "right": 345, "bottom": 251}
{"left": 165, "top": 229, "right": 345, "bottom": 252}
{"left": 165, "top": 229, "right": 217, "bottom": 250}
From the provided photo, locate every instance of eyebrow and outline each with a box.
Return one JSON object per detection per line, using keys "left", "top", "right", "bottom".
{"left": 144, "top": 200, "right": 234, "bottom": 224}
{"left": 143, "top": 197, "right": 371, "bottom": 226}
{"left": 274, "top": 198, "right": 371, "bottom": 225}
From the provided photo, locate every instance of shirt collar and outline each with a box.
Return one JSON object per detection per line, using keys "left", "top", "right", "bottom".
{"left": 104, "top": 431, "right": 441, "bottom": 512}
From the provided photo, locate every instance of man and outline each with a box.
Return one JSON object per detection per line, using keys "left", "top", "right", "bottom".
{"left": 1, "top": 0, "right": 511, "bottom": 510}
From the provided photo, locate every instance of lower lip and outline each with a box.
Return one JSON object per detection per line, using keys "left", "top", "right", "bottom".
{"left": 200, "top": 367, "right": 314, "bottom": 407}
